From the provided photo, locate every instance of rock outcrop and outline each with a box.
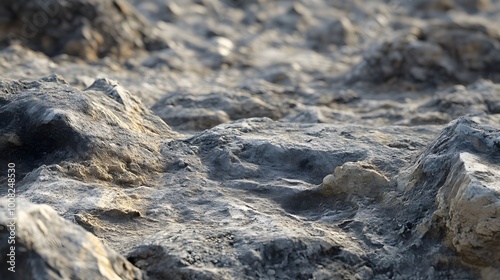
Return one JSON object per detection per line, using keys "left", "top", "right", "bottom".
{"left": 396, "top": 118, "right": 500, "bottom": 272}
{"left": 0, "top": 74, "right": 498, "bottom": 279}
{"left": 0, "top": 199, "right": 144, "bottom": 280}
{"left": 0, "top": 0, "right": 499, "bottom": 279}
{"left": 350, "top": 19, "right": 500, "bottom": 85}
{"left": 0, "top": 75, "right": 177, "bottom": 186}
{"left": 0, "top": 0, "right": 166, "bottom": 59}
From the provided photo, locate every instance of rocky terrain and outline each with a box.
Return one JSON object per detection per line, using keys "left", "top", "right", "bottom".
{"left": 0, "top": 0, "right": 499, "bottom": 279}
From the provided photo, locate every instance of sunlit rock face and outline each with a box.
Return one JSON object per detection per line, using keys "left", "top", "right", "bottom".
{"left": 0, "top": 199, "right": 145, "bottom": 280}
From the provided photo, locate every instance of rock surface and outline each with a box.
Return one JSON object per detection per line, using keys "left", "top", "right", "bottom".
{"left": 0, "top": 75, "right": 176, "bottom": 186}
{"left": 396, "top": 118, "right": 500, "bottom": 269}
{"left": 321, "top": 161, "right": 390, "bottom": 197}
{"left": 0, "top": 199, "right": 144, "bottom": 279}
{"left": 0, "top": 0, "right": 499, "bottom": 279}
{"left": 349, "top": 19, "right": 500, "bottom": 85}
{"left": 0, "top": 0, "right": 165, "bottom": 59}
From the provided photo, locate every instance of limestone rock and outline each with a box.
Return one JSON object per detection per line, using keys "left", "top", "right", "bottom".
{"left": 0, "top": 75, "right": 176, "bottom": 186}
{"left": 350, "top": 19, "right": 500, "bottom": 85}
{"left": 397, "top": 117, "right": 500, "bottom": 269}
{"left": 0, "top": 199, "right": 144, "bottom": 280}
{"left": 0, "top": 0, "right": 166, "bottom": 59}
{"left": 436, "top": 152, "right": 500, "bottom": 267}
{"left": 399, "top": 80, "right": 500, "bottom": 125}
{"left": 321, "top": 161, "right": 390, "bottom": 197}
{"left": 0, "top": 0, "right": 500, "bottom": 279}
{"left": 0, "top": 81, "right": 486, "bottom": 279}
{"left": 151, "top": 87, "right": 283, "bottom": 130}
{"left": 309, "top": 16, "right": 358, "bottom": 50}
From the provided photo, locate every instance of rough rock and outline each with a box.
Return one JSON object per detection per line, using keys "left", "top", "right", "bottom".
{"left": 0, "top": 0, "right": 500, "bottom": 279}
{"left": 151, "top": 87, "right": 284, "bottom": 130}
{"left": 395, "top": 80, "right": 500, "bottom": 126}
{"left": 1, "top": 75, "right": 498, "bottom": 279}
{"left": 412, "top": 0, "right": 492, "bottom": 12}
{"left": 118, "top": 118, "right": 444, "bottom": 279}
{"left": 395, "top": 118, "right": 500, "bottom": 272}
{"left": 321, "top": 161, "right": 390, "bottom": 197}
{"left": 0, "top": 75, "right": 176, "bottom": 185}
{"left": 0, "top": 199, "right": 144, "bottom": 280}
{"left": 350, "top": 19, "right": 500, "bottom": 85}
{"left": 0, "top": 0, "right": 166, "bottom": 59}
{"left": 309, "top": 16, "right": 358, "bottom": 50}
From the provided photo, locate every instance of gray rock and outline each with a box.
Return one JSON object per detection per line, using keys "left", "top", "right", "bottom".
{"left": 396, "top": 118, "right": 500, "bottom": 271}
{"left": 1, "top": 76, "right": 495, "bottom": 279}
{"left": 0, "top": 199, "right": 144, "bottom": 279}
{"left": 0, "top": 0, "right": 166, "bottom": 59}
{"left": 151, "top": 87, "right": 284, "bottom": 131}
{"left": 411, "top": 0, "right": 492, "bottom": 12}
{"left": 393, "top": 80, "right": 500, "bottom": 126}
{"left": 0, "top": 75, "right": 176, "bottom": 186}
{"left": 349, "top": 18, "right": 500, "bottom": 85}
{"left": 309, "top": 16, "right": 358, "bottom": 50}
{"left": 0, "top": 0, "right": 500, "bottom": 279}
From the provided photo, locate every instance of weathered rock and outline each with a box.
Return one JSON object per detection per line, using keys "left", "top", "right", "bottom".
{"left": 436, "top": 152, "right": 500, "bottom": 267}
{"left": 396, "top": 80, "right": 500, "bottom": 125}
{"left": 0, "top": 199, "right": 144, "bottom": 280}
{"left": 396, "top": 118, "right": 500, "bottom": 271}
{"left": 127, "top": 225, "right": 362, "bottom": 280}
{"left": 151, "top": 87, "right": 284, "bottom": 130}
{"left": 0, "top": 75, "right": 176, "bottom": 185}
{"left": 0, "top": 0, "right": 166, "bottom": 59}
{"left": 0, "top": 77, "right": 491, "bottom": 279}
{"left": 0, "top": 0, "right": 499, "bottom": 279}
{"left": 321, "top": 161, "right": 390, "bottom": 197}
{"left": 349, "top": 19, "right": 500, "bottom": 85}
{"left": 276, "top": 3, "right": 312, "bottom": 31}
{"left": 309, "top": 16, "right": 358, "bottom": 50}
{"left": 412, "top": 0, "right": 492, "bottom": 12}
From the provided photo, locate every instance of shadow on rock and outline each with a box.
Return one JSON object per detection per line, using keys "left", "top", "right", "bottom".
{"left": 0, "top": 74, "right": 176, "bottom": 186}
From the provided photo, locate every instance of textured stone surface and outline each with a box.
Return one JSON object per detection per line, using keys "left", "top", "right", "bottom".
{"left": 0, "top": 75, "right": 176, "bottom": 186}
{"left": 396, "top": 118, "right": 500, "bottom": 271}
{"left": 0, "top": 0, "right": 165, "bottom": 59}
{"left": 0, "top": 0, "right": 499, "bottom": 279}
{"left": 1, "top": 76, "right": 498, "bottom": 279}
{"left": 412, "top": 0, "right": 492, "bottom": 12}
{"left": 0, "top": 199, "right": 144, "bottom": 280}
{"left": 321, "top": 161, "right": 390, "bottom": 197}
{"left": 349, "top": 19, "right": 500, "bottom": 85}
